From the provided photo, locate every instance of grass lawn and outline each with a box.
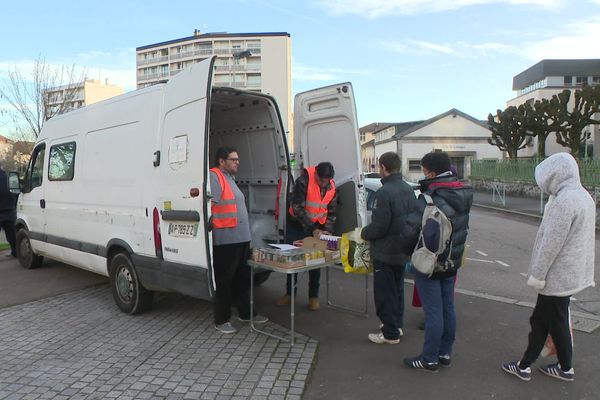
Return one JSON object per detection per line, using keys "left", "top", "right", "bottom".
{"left": 0, "top": 243, "right": 10, "bottom": 251}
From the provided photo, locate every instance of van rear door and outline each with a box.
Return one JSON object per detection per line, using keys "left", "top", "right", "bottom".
{"left": 293, "top": 82, "right": 365, "bottom": 235}
{"left": 156, "top": 56, "right": 215, "bottom": 299}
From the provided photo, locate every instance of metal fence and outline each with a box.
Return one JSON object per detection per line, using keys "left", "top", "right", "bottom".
{"left": 471, "top": 159, "right": 600, "bottom": 187}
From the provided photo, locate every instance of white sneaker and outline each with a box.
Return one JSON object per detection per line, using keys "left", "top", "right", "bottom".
{"left": 368, "top": 332, "right": 400, "bottom": 344}
{"left": 215, "top": 322, "right": 236, "bottom": 334}
{"left": 379, "top": 323, "right": 404, "bottom": 337}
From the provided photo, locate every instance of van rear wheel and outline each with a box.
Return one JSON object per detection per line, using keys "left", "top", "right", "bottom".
{"left": 16, "top": 229, "right": 44, "bottom": 269}
{"left": 109, "top": 253, "right": 153, "bottom": 314}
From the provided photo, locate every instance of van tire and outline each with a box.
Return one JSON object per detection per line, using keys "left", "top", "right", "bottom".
{"left": 16, "top": 229, "right": 44, "bottom": 269}
{"left": 109, "top": 253, "right": 153, "bottom": 314}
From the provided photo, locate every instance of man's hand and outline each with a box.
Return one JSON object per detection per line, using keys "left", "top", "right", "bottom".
{"left": 313, "top": 229, "right": 323, "bottom": 238}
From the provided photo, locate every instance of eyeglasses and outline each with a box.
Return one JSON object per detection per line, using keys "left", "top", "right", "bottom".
{"left": 226, "top": 158, "right": 240, "bottom": 162}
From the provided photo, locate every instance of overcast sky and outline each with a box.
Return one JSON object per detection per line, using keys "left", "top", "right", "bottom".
{"left": 1, "top": 0, "right": 599, "bottom": 135}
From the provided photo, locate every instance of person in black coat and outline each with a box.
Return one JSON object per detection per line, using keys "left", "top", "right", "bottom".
{"left": 0, "top": 165, "right": 18, "bottom": 257}
{"left": 402, "top": 151, "right": 473, "bottom": 373}
{"left": 361, "top": 152, "right": 417, "bottom": 344}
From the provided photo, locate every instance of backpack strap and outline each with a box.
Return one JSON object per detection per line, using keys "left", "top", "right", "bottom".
{"left": 422, "top": 194, "right": 434, "bottom": 205}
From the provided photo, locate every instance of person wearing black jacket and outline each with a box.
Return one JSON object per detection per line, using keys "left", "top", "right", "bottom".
{"left": 402, "top": 151, "right": 473, "bottom": 373}
{"left": 361, "top": 152, "right": 417, "bottom": 344}
{"left": 0, "top": 166, "right": 18, "bottom": 257}
{"left": 275, "top": 162, "right": 338, "bottom": 311}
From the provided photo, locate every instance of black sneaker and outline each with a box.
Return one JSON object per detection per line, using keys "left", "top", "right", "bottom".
{"left": 438, "top": 355, "right": 451, "bottom": 367}
{"left": 403, "top": 356, "right": 439, "bottom": 373}
{"left": 539, "top": 363, "right": 574, "bottom": 382}
{"left": 501, "top": 361, "right": 531, "bottom": 381}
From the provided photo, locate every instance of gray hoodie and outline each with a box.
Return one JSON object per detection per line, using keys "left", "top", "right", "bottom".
{"left": 527, "top": 153, "right": 596, "bottom": 296}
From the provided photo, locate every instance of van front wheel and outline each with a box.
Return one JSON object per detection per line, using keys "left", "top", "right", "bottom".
{"left": 16, "top": 229, "right": 43, "bottom": 269}
{"left": 109, "top": 253, "right": 153, "bottom": 314}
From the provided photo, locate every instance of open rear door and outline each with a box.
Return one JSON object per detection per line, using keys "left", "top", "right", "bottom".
{"left": 156, "top": 56, "right": 215, "bottom": 300}
{"left": 293, "top": 82, "right": 365, "bottom": 235}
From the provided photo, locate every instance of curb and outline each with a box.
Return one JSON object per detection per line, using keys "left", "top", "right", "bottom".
{"left": 472, "top": 202, "right": 543, "bottom": 221}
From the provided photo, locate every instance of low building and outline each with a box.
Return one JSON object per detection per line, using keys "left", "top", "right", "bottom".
{"left": 369, "top": 109, "right": 502, "bottom": 181}
{"left": 44, "top": 79, "right": 124, "bottom": 120}
{"left": 508, "top": 59, "right": 600, "bottom": 158}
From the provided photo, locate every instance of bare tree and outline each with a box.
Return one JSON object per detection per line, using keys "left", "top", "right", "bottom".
{"left": 487, "top": 105, "right": 529, "bottom": 159}
{"left": 0, "top": 55, "right": 85, "bottom": 140}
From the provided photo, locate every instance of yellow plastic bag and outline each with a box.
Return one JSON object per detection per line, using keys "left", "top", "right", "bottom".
{"left": 341, "top": 228, "right": 372, "bottom": 274}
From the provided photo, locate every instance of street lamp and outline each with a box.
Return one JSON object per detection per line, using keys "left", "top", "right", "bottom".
{"left": 231, "top": 50, "right": 252, "bottom": 87}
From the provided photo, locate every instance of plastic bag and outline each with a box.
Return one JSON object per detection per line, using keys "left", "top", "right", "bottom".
{"left": 341, "top": 228, "right": 372, "bottom": 274}
{"left": 541, "top": 313, "right": 573, "bottom": 357}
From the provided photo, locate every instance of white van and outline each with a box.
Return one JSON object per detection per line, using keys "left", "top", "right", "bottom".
{"left": 15, "top": 57, "right": 364, "bottom": 314}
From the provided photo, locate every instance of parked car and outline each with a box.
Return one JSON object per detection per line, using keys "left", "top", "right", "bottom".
{"left": 364, "top": 177, "right": 420, "bottom": 224}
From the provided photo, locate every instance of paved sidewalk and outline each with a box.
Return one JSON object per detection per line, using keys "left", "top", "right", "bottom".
{"left": 473, "top": 189, "right": 600, "bottom": 225}
{"left": 0, "top": 286, "right": 316, "bottom": 400}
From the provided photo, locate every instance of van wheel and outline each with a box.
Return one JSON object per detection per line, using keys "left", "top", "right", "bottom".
{"left": 16, "top": 229, "right": 44, "bottom": 269}
{"left": 109, "top": 253, "right": 153, "bottom": 314}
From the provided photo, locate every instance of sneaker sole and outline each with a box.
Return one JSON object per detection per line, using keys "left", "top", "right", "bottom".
{"left": 501, "top": 365, "right": 531, "bottom": 381}
{"left": 406, "top": 365, "right": 438, "bottom": 373}
{"left": 215, "top": 327, "right": 236, "bottom": 334}
{"left": 368, "top": 337, "right": 400, "bottom": 344}
{"left": 538, "top": 367, "right": 574, "bottom": 382}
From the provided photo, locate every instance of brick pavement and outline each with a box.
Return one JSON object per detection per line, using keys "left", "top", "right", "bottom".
{"left": 0, "top": 286, "right": 317, "bottom": 400}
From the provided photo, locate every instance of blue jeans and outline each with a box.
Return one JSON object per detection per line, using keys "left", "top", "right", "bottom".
{"left": 373, "top": 260, "right": 404, "bottom": 340}
{"left": 414, "top": 273, "right": 456, "bottom": 363}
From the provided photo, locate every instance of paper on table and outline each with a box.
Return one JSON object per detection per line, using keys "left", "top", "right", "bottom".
{"left": 268, "top": 243, "right": 300, "bottom": 251}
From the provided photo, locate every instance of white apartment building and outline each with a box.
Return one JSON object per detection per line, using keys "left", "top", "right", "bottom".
{"left": 507, "top": 59, "right": 600, "bottom": 158}
{"left": 44, "top": 79, "right": 124, "bottom": 120}
{"left": 369, "top": 109, "right": 502, "bottom": 181}
{"left": 136, "top": 31, "right": 292, "bottom": 133}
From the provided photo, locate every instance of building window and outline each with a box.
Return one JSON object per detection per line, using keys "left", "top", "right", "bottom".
{"left": 408, "top": 160, "right": 421, "bottom": 172}
{"left": 49, "top": 142, "right": 76, "bottom": 181}
{"left": 575, "top": 76, "right": 587, "bottom": 86}
{"left": 564, "top": 76, "right": 572, "bottom": 86}
{"left": 593, "top": 76, "right": 600, "bottom": 84}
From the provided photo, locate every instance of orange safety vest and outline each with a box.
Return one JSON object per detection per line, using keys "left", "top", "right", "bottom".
{"left": 210, "top": 168, "right": 238, "bottom": 229}
{"left": 289, "top": 166, "right": 336, "bottom": 225}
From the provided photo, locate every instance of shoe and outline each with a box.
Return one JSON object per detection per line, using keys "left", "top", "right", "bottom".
{"left": 215, "top": 322, "right": 237, "bottom": 334}
{"left": 238, "top": 315, "right": 269, "bottom": 324}
{"left": 379, "top": 323, "right": 404, "bottom": 337}
{"left": 368, "top": 332, "right": 400, "bottom": 344}
{"left": 275, "top": 295, "right": 292, "bottom": 306}
{"left": 403, "top": 356, "right": 439, "bottom": 373}
{"left": 308, "top": 297, "right": 320, "bottom": 311}
{"left": 538, "top": 363, "right": 574, "bottom": 382}
{"left": 501, "top": 361, "right": 531, "bottom": 381}
{"left": 439, "top": 355, "right": 451, "bottom": 368}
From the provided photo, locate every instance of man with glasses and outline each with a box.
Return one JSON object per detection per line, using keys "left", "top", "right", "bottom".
{"left": 210, "top": 146, "right": 267, "bottom": 334}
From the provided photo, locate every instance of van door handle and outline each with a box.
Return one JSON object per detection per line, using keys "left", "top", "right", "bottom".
{"left": 40, "top": 199, "right": 46, "bottom": 209}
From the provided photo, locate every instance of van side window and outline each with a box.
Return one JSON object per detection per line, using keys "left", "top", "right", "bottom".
{"left": 49, "top": 142, "right": 76, "bottom": 181}
{"left": 30, "top": 144, "right": 46, "bottom": 190}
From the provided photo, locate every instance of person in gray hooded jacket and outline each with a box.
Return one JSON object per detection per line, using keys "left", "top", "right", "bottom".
{"left": 502, "top": 152, "right": 596, "bottom": 383}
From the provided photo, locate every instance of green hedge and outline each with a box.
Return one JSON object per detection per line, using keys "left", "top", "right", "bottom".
{"left": 470, "top": 159, "right": 600, "bottom": 187}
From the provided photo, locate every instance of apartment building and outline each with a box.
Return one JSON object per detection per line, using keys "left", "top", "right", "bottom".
{"left": 44, "top": 79, "right": 124, "bottom": 120}
{"left": 136, "top": 31, "right": 292, "bottom": 133}
{"left": 507, "top": 59, "right": 600, "bottom": 158}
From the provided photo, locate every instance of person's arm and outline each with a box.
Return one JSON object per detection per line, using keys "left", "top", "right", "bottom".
{"left": 209, "top": 171, "right": 222, "bottom": 204}
{"left": 361, "top": 190, "right": 391, "bottom": 241}
{"left": 527, "top": 202, "right": 574, "bottom": 290}
{"left": 291, "top": 174, "right": 315, "bottom": 233}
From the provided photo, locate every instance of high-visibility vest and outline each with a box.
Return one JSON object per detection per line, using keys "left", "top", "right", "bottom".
{"left": 289, "top": 166, "right": 336, "bottom": 225}
{"left": 210, "top": 168, "right": 238, "bottom": 229}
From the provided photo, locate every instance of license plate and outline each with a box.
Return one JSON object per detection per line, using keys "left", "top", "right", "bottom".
{"left": 168, "top": 223, "right": 198, "bottom": 238}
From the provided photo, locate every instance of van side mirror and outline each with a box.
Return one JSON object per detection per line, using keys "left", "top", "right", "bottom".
{"left": 8, "top": 171, "right": 21, "bottom": 194}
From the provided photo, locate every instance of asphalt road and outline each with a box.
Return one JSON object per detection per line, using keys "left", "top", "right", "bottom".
{"left": 459, "top": 208, "right": 600, "bottom": 317}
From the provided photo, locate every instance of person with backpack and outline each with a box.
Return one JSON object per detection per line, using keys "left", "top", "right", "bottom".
{"left": 361, "top": 152, "right": 417, "bottom": 344}
{"left": 502, "top": 153, "right": 595, "bottom": 382}
{"left": 403, "top": 151, "right": 473, "bottom": 373}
